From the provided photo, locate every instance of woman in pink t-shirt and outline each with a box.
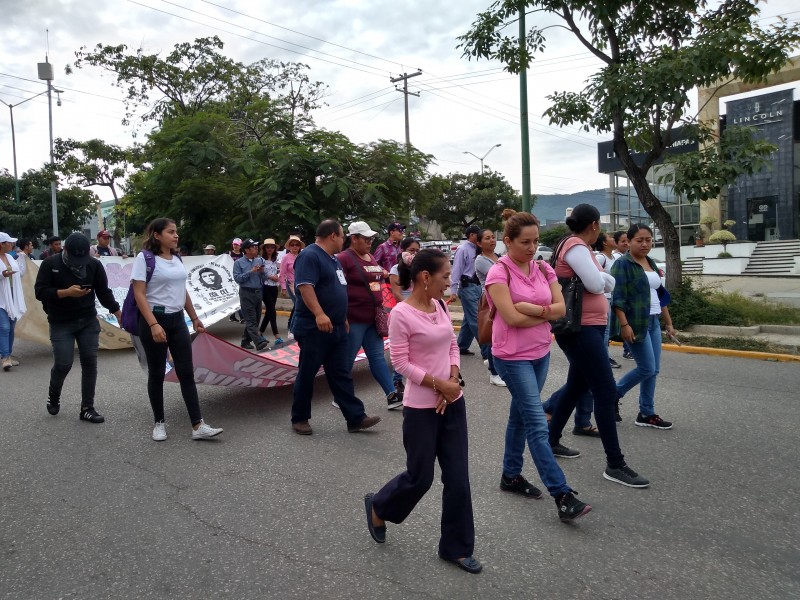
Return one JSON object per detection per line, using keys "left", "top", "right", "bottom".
{"left": 487, "top": 211, "right": 591, "bottom": 522}
{"left": 364, "top": 249, "right": 482, "bottom": 574}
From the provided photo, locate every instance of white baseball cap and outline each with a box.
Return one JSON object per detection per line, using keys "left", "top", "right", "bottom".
{"left": 347, "top": 221, "right": 378, "bottom": 238}
{"left": 0, "top": 232, "right": 18, "bottom": 244}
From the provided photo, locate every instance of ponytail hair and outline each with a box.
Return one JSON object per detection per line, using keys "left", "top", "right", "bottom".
{"left": 142, "top": 218, "right": 178, "bottom": 255}
{"left": 398, "top": 248, "right": 448, "bottom": 291}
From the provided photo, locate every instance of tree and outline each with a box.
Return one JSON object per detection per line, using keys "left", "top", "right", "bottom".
{"left": 52, "top": 138, "right": 138, "bottom": 243}
{"left": 540, "top": 224, "right": 570, "bottom": 247}
{"left": 426, "top": 170, "right": 522, "bottom": 239}
{"left": 0, "top": 168, "right": 97, "bottom": 240}
{"left": 708, "top": 229, "right": 735, "bottom": 252}
{"left": 459, "top": 0, "right": 800, "bottom": 289}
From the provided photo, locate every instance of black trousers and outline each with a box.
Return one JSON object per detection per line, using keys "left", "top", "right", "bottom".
{"left": 259, "top": 285, "right": 279, "bottom": 335}
{"left": 372, "top": 399, "right": 475, "bottom": 560}
{"left": 137, "top": 311, "right": 202, "bottom": 426}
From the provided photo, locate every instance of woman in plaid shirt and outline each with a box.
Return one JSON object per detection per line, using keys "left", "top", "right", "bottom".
{"left": 611, "top": 224, "right": 676, "bottom": 431}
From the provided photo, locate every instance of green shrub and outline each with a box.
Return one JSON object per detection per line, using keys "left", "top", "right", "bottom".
{"left": 718, "top": 251, "right": 733, "bottom": 258}
{"left": 669, "top": 277, "right": 800, "bottom": 328}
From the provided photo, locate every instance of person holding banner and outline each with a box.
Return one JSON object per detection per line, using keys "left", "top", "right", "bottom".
{"left": 1, "top": 232, "right": 26, "bottom": 371}
{"left": 132, "top": 218, "right": 223, "bottom": 442}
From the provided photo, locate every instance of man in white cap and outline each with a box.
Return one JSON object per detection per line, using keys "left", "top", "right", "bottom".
{"left": 34, "top": 233, "right": 121, "bottom": 423}
{"left": 203, "top": 244, "right": 216, "bottom": 255}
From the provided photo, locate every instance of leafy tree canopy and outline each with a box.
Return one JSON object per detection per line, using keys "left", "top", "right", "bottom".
{"left": 458, "top": 0, "right": 800, "bottom": 288}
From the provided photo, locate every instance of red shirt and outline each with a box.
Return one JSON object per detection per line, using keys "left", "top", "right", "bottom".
{"left": 337, "top": 249, "right": 383, "bottom": 324}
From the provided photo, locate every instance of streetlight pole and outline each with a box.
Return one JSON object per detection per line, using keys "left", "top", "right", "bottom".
{"left": 38, "top": 57, "right": 62, "bottom": 237}
{"left": 1, "top": 91, "right": 48, "bottom": 205}
{"left": 463, "top": 143, "right": 502, "bottom": 175}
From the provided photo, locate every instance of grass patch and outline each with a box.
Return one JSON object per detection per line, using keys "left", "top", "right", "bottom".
{"left": 669, "top": 335, "right": 798, "bottom": 356}
{"left": 670, "top": 278, "right": 800, "bottom": 328}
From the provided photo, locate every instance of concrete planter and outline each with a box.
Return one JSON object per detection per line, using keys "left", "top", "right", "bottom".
{"left": 701, "top": 242, "right": 756, "bottom": 259}
{"left": 702, "top": 257, "right": 750, "bottom": 275}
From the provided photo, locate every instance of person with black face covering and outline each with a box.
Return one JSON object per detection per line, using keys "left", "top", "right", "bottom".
{"left": 34, "top": 233, "right": 121, "bottom": 424}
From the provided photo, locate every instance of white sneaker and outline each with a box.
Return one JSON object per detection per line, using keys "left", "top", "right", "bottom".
{"left": 288, "top": 332, "right": 295, "bottom": 340}
{"left": 9, "top": 356, "right": 20, "bottom": 366}
{"left": 192, "top": 419, "right": 223, "bottom": 440}
{"left": 489, "top": 374, "right": 507, "bottom": 387}
{"left": 2, "top": 357, "right": 11, "bottom": 371}
{"left": 152, "top": 421, "right": 167, "bottom": 441}
{"left": 331, "top": 400, "right": 340, "bottom": 409}
{"left": 483, "top": 359, "right": 489, "bottom": 367}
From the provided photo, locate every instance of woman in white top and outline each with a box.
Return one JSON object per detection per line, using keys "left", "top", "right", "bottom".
{"left": 473, "top": 228, "right": 505, "bottom": 387}
{"left": 132, "top": 218, "right": 223, "bottom": 442}
{"left": 0, "top": 232, "right": 26, "bottom": 371}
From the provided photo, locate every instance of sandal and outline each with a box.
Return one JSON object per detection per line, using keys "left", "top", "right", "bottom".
{"left": 572, "top": 425, "right": 601, "bottom": 438}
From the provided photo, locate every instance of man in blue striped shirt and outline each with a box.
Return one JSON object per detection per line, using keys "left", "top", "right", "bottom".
{"left": 449, "top": 224, "right": 482, "bottom": 355}
{"left": 233, "top": 239, "right": 270, "bottom": 351}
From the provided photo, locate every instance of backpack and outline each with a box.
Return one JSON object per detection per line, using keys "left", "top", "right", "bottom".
{"left": 120, "top": 251, "right": 156, "bottom": 334}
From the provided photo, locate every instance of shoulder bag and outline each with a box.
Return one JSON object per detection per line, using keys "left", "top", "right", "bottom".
{"left": 549, "top": 236, "right": 583, "bottom": 335}
{"left": 477, "top": 261, "right": 511, "bottom": 345}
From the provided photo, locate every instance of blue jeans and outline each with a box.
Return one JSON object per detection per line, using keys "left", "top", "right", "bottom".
{"left": 494, "top": 354, "right": 572, "bottom": 497}
{"left": 457, "top": 284, "right": 481, "bottom": 352}
{"left": 617, "top": 314, "right": 662, "bottom": 416}
{"left": 479, "top": 342, "right": 497, "bottom": 376}
{"left": 551, "top": 325, "right": 626, "bottom": 469}
{"left": 346, "top": 321, "right": 395, "bottom": 397}
{"left": 0, "top": 308, "right": 16, "bottom": 358}
{"left": 48, "top": 316, "right": 101, "bottom": 407}
{"left": 292, "top": 324, "right": 367, "bottom": 428}
{"left": 542, "top": 386, "right": 593, "bottom": 429}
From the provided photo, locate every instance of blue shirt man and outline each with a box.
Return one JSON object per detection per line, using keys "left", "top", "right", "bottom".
{"left": 290, "top": 219, "right": 380, "bottom": 436}
{"left": 233, "top": 239, "right": 269, "bottom": 350}
{"left": 449, "top": 224, "right": 482, "bottom": 355}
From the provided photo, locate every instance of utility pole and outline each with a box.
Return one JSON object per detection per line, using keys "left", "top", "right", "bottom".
{"left": 519, "top": 4, "right": 532, "bottom": 212}
{"left": 391, "top": 70, "right": 422, "bottom": 149}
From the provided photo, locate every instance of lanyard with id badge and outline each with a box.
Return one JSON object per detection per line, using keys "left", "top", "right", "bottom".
{"left": 336, "top": 268, "right": 347, "bottom": 285}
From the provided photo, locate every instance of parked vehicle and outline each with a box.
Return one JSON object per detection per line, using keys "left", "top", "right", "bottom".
{"left": 536, "top": 245, "right": 553, "bottom": 261}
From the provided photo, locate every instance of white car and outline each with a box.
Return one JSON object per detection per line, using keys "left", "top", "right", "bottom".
{"left": 536, "top": 246, "right": 554, "bottom": 261}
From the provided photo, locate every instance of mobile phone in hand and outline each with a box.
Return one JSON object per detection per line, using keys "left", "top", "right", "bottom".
{"left": 80, "top": 284, "right": 93, "bottom": 290}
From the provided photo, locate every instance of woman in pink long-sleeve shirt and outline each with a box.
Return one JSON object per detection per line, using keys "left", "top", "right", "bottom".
{"left": 363, "top": 249, "right": 482, "bottom": 575}
{"left": 279, "top": 235, "right": 304, "bottom": 336}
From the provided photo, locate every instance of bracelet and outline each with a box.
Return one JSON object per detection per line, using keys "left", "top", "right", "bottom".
{"left": 149, "top": 323, "right": 159, "bottom": 328}
{"left": 620, "top": 323, "right": 630, "bottom": 328}
{"left": 541, "top": 304, "right": 550, "bottom": 317}
{"left": 431, "top": 375, "right": 437, "bottom": 393}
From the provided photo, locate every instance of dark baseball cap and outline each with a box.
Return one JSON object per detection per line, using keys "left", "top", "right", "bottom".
{"left": 64, "top": 233, "right": 91, "bottom": 266}
{"left": 387, "top": 222, "right": 406, "bottom": 232}
{"left": 240, "top": 238, "right": 259, "bottom": 251}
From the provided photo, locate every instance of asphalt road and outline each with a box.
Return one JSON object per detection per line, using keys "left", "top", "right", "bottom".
{"left": 1, "top": 318, "right": 798, "bottom": 599}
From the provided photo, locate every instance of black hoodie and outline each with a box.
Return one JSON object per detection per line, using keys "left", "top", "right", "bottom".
{"left": 34, "top": 254, "right": 120, "bottom": 323}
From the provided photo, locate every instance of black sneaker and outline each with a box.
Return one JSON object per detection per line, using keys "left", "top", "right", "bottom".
{"left": 459, "top": 349, "right": 475, "bottom": 356}
{"left": 622, "top": 350, "right": 634, "bottom": 360}
{"left": 46, "top": 400, "right": 60, "bottom": 416}
{"left": 386, "top": 391, "right": 403, "bottom": 411}
{"left": 229, "top": 313, "right": 240, "bottom": 323}
{"left": 603, "top": 464, "right": 650, "bottom": 488}
{"left": 79, "top": 407, "right": 105, "bottom": 424}
{"left": 240, "top": 341, "right": 254, "bottom": 350}
{"left": 394, "top": 379, "right": 405, "bottom": 397}
{"left": 500, "top": 474, "right": 543, "bottom": 499}
{"left": 635, "top": 413, "right": 673, "bottom": 429}
{"left": 555, "top": 492, "right": 592, "bottom": 521}
{"left": 256, "top": 341, "right": 271, "bottom": 352}
{"left": 551, "top": 443, "right": 581, "bottom": 459}
{"left": 609, "top": 358, "right": 621, "bottom": 369}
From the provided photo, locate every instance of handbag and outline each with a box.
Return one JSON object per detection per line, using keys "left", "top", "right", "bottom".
{"left": 348, "top": 249, "right": 390, "bottom": 338}
{"left": 549, "top": 236, "right": 583, "bottom": 335}
{"left": 477, "top": 262, "right": 510, "bottom": 345}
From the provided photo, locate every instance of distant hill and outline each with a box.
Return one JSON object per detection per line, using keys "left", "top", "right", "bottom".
{"left": 531, "top": 188, "right": 610, "bottom": 223}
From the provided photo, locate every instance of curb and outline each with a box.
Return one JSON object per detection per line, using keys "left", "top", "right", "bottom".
{"left": 273, "top": 309, "right": 798, "bottom": 362}
{"left": 609, "top": 341, "right": 800, "bottom": 363}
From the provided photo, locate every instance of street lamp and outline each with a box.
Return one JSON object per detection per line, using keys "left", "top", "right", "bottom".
{"left": 463, "top": 143, "right": 502, "bottom": 175}
{"left": 0, "top": 90, "right": 48, "bottom": 205}
{"left": 38, "top": 58, "right": 63, "bottom": 237}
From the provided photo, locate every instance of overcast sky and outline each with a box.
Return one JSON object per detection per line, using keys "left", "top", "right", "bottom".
{"left": 1, "top": 0, "right": 798, "bottom": 207}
